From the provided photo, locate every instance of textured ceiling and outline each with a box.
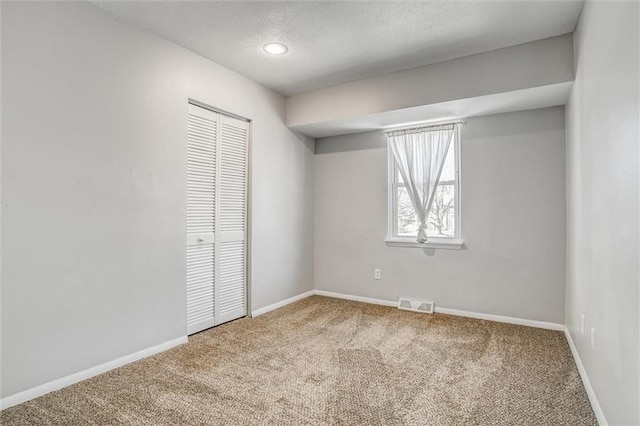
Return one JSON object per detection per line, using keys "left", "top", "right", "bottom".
{"left": 92, "top": 1, "right": 583, "bottom": 96}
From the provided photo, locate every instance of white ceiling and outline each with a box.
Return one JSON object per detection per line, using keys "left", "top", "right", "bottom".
{"left": 93, "top": 1, "right": 583, "bottom": 96}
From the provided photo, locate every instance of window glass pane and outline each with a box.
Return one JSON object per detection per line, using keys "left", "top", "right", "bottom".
{"left": 439, "top": 139, "right": 456, "bottom": 182}
{"left": 395, "top": 183, "right": 456, "bottom": 238}
{"left": 396, "top": 186, "right": 418, "bottom": 236}
{"left": 426, "top": 184, "right": 455, "bottom": 237}
{"left": 391, "top": 134, "right": 457, "bottom": 240}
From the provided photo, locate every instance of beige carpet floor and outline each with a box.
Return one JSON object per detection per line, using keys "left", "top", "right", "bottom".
{"left": 2, "top": 296, "right": 596, "bottom": 425}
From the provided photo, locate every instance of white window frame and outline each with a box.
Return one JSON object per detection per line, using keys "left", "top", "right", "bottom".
{"left": 385, "top": 123, "right": 463, "bottom": 249}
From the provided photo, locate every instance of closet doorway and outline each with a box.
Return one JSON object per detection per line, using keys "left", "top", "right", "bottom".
{"left": 186, "top": 101, "right": 249, "bottom": 335}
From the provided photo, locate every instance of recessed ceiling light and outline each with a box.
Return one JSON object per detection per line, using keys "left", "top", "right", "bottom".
{"left": 263, "top": 42, "right": 288, "bottom": 55}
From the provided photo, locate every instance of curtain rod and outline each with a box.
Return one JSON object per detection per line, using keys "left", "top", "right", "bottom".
{"left": 384, "top": 119, "right": 465, "bottom": 134}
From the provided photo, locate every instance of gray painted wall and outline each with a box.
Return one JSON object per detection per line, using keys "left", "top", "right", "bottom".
{"left": 565, "top": 1, "right": 639, "bottom": 424}
{"left": 315, "top": 107, "right": 566, "bottom": 323}
{"left": 1, "top": 2, "right": 314, "bottom": 398}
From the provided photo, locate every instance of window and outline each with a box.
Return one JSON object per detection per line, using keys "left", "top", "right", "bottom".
{"left": 387, "top": 124, "right": 462, "bottom": 248}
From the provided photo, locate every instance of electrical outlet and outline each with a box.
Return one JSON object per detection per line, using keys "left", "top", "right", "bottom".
{"left": 590, "top": 326, "right": 596, "bottom": 351}
{"left": 580, "top": 313, "right": 585, "bottom": 335}
{"left": 374, "top": 269, "right": 381, "bottom": 280}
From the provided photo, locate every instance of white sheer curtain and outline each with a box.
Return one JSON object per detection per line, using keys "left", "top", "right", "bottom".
{"left": 387, "top": 125, "right": 456, "bottom": 243}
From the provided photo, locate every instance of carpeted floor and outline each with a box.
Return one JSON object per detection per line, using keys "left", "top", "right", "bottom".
{"left": 1, "top": 296, "right": 596, "bottom": 425}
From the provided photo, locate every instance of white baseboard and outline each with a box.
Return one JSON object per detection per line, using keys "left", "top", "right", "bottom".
{"left": 313, "top": 290, "right": 564, "bottom": 331}
{"left": 434, "top": 306, "right": 565, "bottom": 331}
{"left": 251, "top": 290, "right": 315, "bottom": 317}
{"left": 564, "top": 327, "right": 607, "bottom": 425}
{"left": 314, "top": 290, "right": 397, "bottom": 308}
{"left": 0, "top": 336, "right": 188, "bottom": 411}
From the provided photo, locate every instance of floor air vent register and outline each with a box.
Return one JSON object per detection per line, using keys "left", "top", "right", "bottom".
{"left": 398, "top": 297, "right": 434, "bottom": 314}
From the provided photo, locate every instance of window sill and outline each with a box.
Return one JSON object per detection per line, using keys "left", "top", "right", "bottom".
{"left": 385, "top": 239, "right": 464, "bottom": 250}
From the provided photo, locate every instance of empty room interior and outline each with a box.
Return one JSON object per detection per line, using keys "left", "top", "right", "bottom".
{"left": 1, "top": 0, "right": 639, "bottom": 425}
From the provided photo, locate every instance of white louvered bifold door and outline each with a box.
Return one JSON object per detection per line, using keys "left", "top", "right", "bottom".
{"left": 186, "top": 104, "right": 217, "bottom": 335}
{"left": 215, "top": 114, "right": 249, "bottom": 324}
